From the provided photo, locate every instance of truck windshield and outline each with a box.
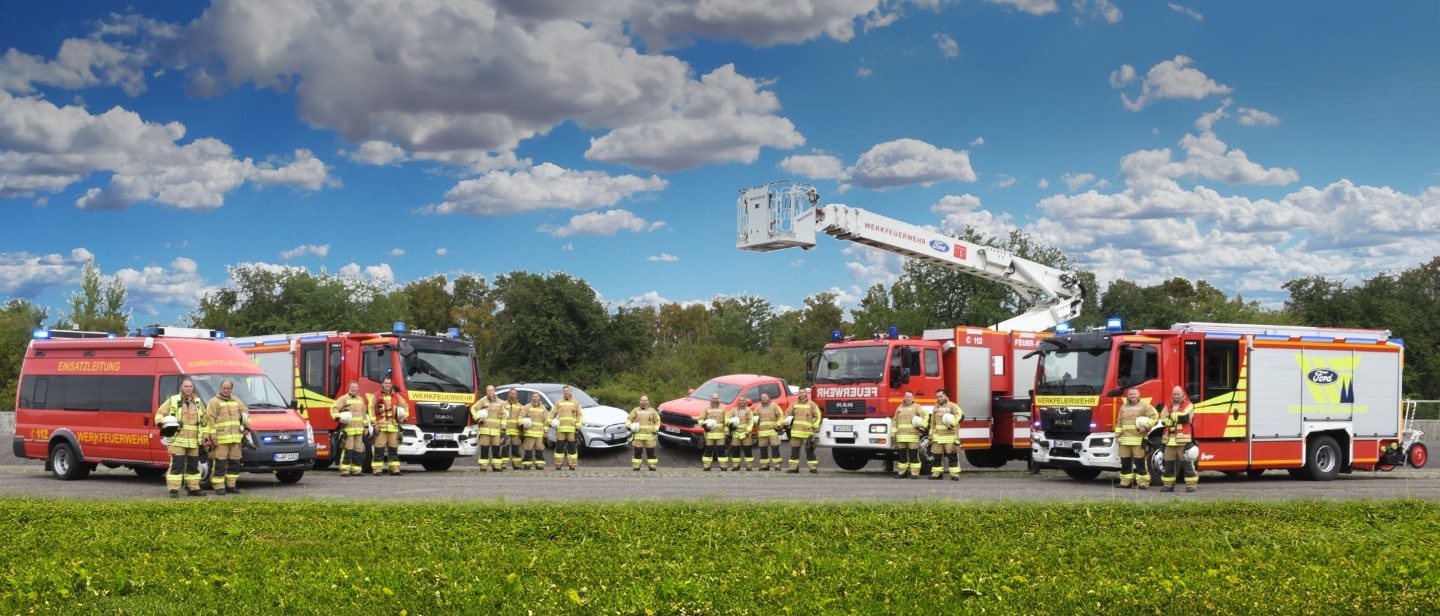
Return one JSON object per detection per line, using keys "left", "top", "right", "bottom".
{"left": 402, "top": 348, "right": 476, "bottom": 393}
{"left": 814, "top": 345, "right": 888, "bottom": 384}
{"left": 690, "top": 380, "right": 742, "bottom": 404}
{"left": 190, "top": 374, "right": 290, "bottom": 409}
{"left": 1035, "top": 346, "right": 1110, "bottom": 395}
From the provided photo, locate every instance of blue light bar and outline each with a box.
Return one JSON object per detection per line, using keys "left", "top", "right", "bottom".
{"left": 214, "top": 330, "right": 226, "bottom": 340}
{"left": 831, "top": 330, "right": 843, "bottom": 342}
{"left": 297, "top": 336, "right": 325, "bottom": 343}
{"left": 1106, "top": 317, "right": 1122, "bottom": 332}
{"left": 887, "top": 326, "right": 899, "bottom": 339}
{"left": 32, "top": 329, "right": 50, "bottom": 339}
{"left": 393, "top": 321, "right": 407, "bottom": 334}
{"left": 1055, "top": 322, "right": 1071, "bottom": 334}
{"left": 446, "top": 327, "right": 460, "bottom": 338}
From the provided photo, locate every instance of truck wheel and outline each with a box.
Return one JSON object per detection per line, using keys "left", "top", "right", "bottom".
{"left": 420, "top": 456, "right": 455, "bottom": 472}
{"left": 1303, "top": 435, "right": 1341, "bottom": 481}
{"left": 964, "top": 448, "right": 1009, "bottom": 468}
{"left": 1063, "top": 467, "right": 1102, "bottom": 481}
{"left": 831, "top": 450, "right": 869, "bottom": 471}
{"left": 1147, "top": 447, "right": 1165, "bottom": 486}
{"left": 49, "top": 442, "right": 90, "bottom": 481}
{"left": 1409, "top": 442, "right": 1429, "bottom": 469}
{"left": 312, "top": 458, "right": 332, "bottom": 470}
{"left": 275, "top": 470, "right": 305, "bottom": 484}
{"left": 1246, "top": 469, "right": 1266, "bottom": 479}
{"left": 133, "top": 466, "right": 166, "bottom": 478}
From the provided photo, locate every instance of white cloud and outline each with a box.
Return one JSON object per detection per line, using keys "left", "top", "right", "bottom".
{"left": 1109, "top": 64, "right": 1136, "bottom": 88}
{"left": 1062, "top": 172, "right": 1098, "bottom": 191}
{"left": 347, "top": 140, "right": 408, "bottom": 165}
{"left": 985, "top": 0, "right": 1059, "bottom": 17}
{"left": 779, "top": 153, "right": 847, "bottom": 180}
{"left": 1037, "top": 177, "right": 1050, "bottom": 189}
{"left": 0, "top": 247, "right": 94, "bottom": 297}
{"left": 1119, "top": 128, "right": 1298, "bottom": 186}
{"left": 435, "top": 248, "right": 448, "bottom": 256}
{"left": 1237, "top": 107, "right": 1280, "bottom": 127}
{"left": 647, "top": 253, "right": 679, "bottom": 262}
{"left": 622, "top": 290, "right": 671, "bottom": 308}
{"left": 427, "top": 162, "right": 667, "bottom": 216}
{"left": 631, "top": 0, "right": 888, "bottom": 50}
{"left": 279, "top": 244, "right": 330, "bottom": 260}
{"left": 546, "top": 209, "right": 666, "bottom": 237}
{"left": 970, "top": 136, "right": 985, "bottom": 147}
{"left": 931, "top": 194, "right": 1017, "bottom": 240}
{"left": 561, "top": 242, "right": 574, "bottom": 251}
{"left": 1074, "top": 0, "right": 1122, "bottom": 24}
{"left": 0, "top": 14, "right": 175, "bottom": 97}
{"left": 994, "top": 175, "right": 1017, "bottom": 188}
{"left": 856, "top": 66, "right": 873, "bottom": 78}
{"left": 1168, "top": 3, "right": 1204, "bottom": 21}
{"left": 1115, "top": 55, "right": 1231, "bottom": 111}
{"left": 0, "top": 91, "right": 335, "bottom": 208}
{"left": 114, "top": 257, "right": 219, "bottom": 317}
{"left": 934, "top": 33, "right": 959, "bottom": 58}
{"left": 338, "top": 262, "right": 396, "bottom": 285}
{"left": 847, "top": 138, "right": 976, "bottom": 190}
{"left": 389, "top": 248, "right": 405, "bottom": 257}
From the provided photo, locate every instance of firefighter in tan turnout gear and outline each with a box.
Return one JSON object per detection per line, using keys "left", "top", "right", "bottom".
{"left": 891, "top": 391, "right": 924, "bottom": 479}
{"left": 370, "top": 376, "right": 408, "bottom": 476}
{"left": 471, "top": 385, "right": 508, "bottom": 472}
{"left": 520, "top": 397, "right": 549, "bottom": 470}
{"left": 700, "top": 393, "right": 728, "bottom": 471}
{"left": 331, "top": 381, "right": 370, "bottom": 477}
{"left": 155, "top": 378, "right": 209, "bottom": 497}
{"left": 726, "top": 397, "right": 757, "bottom": 471}
{"left": 628, "top": 395, "right": 661, "bottom": 471}
{"left": 786, "top": 388, "right": 821, "bottom": 473}
{"left": 550, "top": 386, "right": 584, "bottom": 470}
{"left": 205, "top": 380, "right": 248, "bottom": 494}
{"left": 929, "top": 389, "right": 963, "bottom": 481}
{"left": 503, "top": 389, "right": 524, "bottom": 469}
{"left": 1116, "top": 388, "right": 1159, "bottom": 489}
{"left": 1160, "top": 386, "right": 1198, "bottom": 493}
{"left": 753, "top": 393, "right": 785, "bottom": 471}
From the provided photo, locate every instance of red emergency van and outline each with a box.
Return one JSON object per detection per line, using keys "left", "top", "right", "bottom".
{"left": 12, "top": 327, "right": 316, "bottom": 483}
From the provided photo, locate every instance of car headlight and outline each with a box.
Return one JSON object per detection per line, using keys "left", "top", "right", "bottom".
{"left": 1092, "top": 437, "right": 1113, "bottom": 448}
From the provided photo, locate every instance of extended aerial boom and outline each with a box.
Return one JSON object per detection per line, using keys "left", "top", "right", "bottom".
{"left": 737, "top": 180, "right": 1084, "bottom": 332}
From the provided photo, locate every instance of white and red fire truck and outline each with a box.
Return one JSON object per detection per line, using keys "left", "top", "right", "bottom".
{"left": 736, "top": 181, "right": 1085, "bottom": 471}
{"left": 1029, "top": 321, "right": 1408, "bottom": 482}
{"left": 231, "top": 324, "right": 480, "bottom": 472}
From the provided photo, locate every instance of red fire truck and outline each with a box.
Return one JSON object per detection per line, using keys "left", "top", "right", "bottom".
{"left": 736, "top": 181, "right": 1085, "bottom": 471}
{"left": 1029, "top": 321, "right": 1407, "bottom": 482}
{"left": 13, "top": 327, "right": 315, "bottom": 483}
{"left": 231, "top": 325, "right": 480, "bottom": 472}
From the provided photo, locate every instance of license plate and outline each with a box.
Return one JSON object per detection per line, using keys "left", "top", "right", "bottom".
{"left": 1052, "top": 440, "right": 1073, "bottom": 449}
{"left": 273, "top": 452, "right": 299, "bottom": 462}
{"left": 662, "top": 426, "right": 681, "bottom": 434}
{"left": 833, "top": 425, "right": 853, "bottom": 433}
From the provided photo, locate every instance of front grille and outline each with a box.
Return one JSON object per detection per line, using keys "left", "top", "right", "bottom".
{"left": 825, "top": 399, "right": 867, "bottom": 416}
{"left": 1039, "top": 407, "right": 1092, "bottom": 437}
{"left": 660, "top": 411, "right": 696, "bottom": 428}
{"left": 416, "top": 402, "right": 468, "bottom": 430}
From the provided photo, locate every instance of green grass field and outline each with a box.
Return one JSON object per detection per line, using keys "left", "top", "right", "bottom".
{"left": 2, "top": 499, "right": 1437, "bottom": 614}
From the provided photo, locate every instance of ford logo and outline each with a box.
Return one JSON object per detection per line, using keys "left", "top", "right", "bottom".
{"left": 1307, "top": 369, "right": 1339, "bottom": 385}
{"left": 929, "top": 239, "right": 949, "bottom": 252}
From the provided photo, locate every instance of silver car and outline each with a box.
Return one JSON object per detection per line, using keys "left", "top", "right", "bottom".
{"left": 494, "top": 384, "right": 632, "bottom": 450}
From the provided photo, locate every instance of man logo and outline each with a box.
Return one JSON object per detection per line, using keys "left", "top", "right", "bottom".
{"left": 1307, "top": 369, "right": 1339, "bottom": 385}
{"left": 929, "top": 239, "right": 949, "bottom": 253}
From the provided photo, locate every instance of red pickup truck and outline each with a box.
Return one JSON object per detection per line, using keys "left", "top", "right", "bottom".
{"left": 656, "top": 374, "right": 796, "bottom": 448}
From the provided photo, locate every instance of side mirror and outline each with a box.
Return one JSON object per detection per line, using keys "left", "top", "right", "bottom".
{"left": 1106, "top": 388, "right": 1123, "bottom": 397}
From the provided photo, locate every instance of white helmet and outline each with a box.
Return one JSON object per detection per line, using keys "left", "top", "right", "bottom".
{"left": 1135, "top": 415, "right": 1153, "bottom": 431}
{"left": 785, "top": 416, "right": 795, "bottom": 428}
{"left": 159, "top": 415, "right": 181, "bottom": 438}
{"left": 728, "top": 416, "right": 740, "bottom": 427}
{"left": 704, "top": 418, "right": 717, "bottom": 430}
{"left": 550, "top": 418, "right": 560, "bottom": 429}
{"left": 629, "top": 421, "right": 640, "bottom": 432}
{"left": 476, "top": 409, "right": 489, "bottom": 421}
{"left": 338, "top": 411, "right": 352, "bottom": 424}
{"left": 911, "top": 415, "right": 924, "bottom": 429}
{"left": 521, "top": 417, "right": 533, "bottom": 429}
{"left": 942, "top": 412, "right": 957, "bottom": 428}
{"left": 1184, "top": 444, "right": 1199, "bottom": 463}
{"left": 752, "top": 415, "right": 760, "bottom": 426}
{"left": 396, "top": 408, "right": 408, "bottom": 422}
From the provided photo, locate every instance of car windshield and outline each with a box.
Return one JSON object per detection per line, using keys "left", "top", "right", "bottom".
{"left": 814, "top": 345, "right": 888, "bottom": 383}
{"left": 689, "top": 380, "right": 742, "bottom": 404}
{"left": 548, "top": 387, "right": 599, "bottom": 407}
{"left": 402, "top": 348, "right": 475, "bottom": 393}
{"left": 189, "top": 374, "right": 289, "bottom": 409}
{"left": 1035, "top": 347, "right": 1110, "bottom": 395}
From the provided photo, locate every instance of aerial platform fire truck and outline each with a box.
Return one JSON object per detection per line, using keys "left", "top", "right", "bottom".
{"left": 736, "top": 180, "right": 1085, "bottom": 471}
{"left": 231, "top": 324, "right": 480, "bottom": 472}
{"left": 1030, "top": 321, "right": 1410, "bottom": 482}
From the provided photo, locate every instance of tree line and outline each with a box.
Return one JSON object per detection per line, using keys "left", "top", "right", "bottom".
{"left": 3, "top": 239, "right": 1439, "bottom": 411}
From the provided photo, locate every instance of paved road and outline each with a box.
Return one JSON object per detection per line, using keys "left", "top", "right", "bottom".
{"left": 3, "top": 441, "right": 1436, "bottom": 502}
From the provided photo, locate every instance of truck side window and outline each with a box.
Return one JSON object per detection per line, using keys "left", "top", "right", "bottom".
{"left": 1204, "top": 340, "right": 1240, "bottom": 400}
{"left": 924, "top": 349, "right": 940, "bottom": 377}
{"left": 1184, "top": 340, "right": 1201, "bottom": 403}
{"left": 102, "top": 376, "right": 155, "bottom": 412}
{"left": 759, "top": 383, "right": 781, "bottom": 399}
{"left": 362, "top": 346, "right": 389, "bottom": 383}
{"left": 19, "top": 375, "right": 52, "bottom": 409}
{"left": 301, "top": 345, "right": 326, "bottom": 396}
{"left": 62, "top": 376, "right": 101, "bottom": 411}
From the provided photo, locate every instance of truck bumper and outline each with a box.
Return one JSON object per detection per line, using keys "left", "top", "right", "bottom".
{"left": 1030, "top": 431, "right": 1119, "bottom": 469}
{"left": 396, "top": 424, "right": 478, "bottom": 458}
{"left": 657, "top": 427, "right": 704, "bottom": 447}
{"left": 815, "top": 418, "right": 892, "bottom": 450}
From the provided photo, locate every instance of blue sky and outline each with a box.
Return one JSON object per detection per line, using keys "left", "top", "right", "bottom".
{"left": 3, "top": 1, "right": 1437, "bottom": 326}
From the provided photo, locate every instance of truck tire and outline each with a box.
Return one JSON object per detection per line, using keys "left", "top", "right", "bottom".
{"left": 1302, "top": 435, "right": 1341, "bottom": 481}
{"left": 1147, "top": 447, "right": 1165, "bottom": 486}
{"left": 312, "top": 457, "right": 332, "bottom": 470}
{"left": 420, "top": 456, "right": 455, "bottom": 472}
{"left": 1063, "top": 466, "right": 1102, "bottom": 481}
{"left": 132, "top": 466, "right": 166, "bottom": 478}
{"left": 832, "top": 449, "right": 869, "bottom": 471}
{"left": 275, "top": 469, "right": 305, "bottom": 484}
{"left": 1409, "top": 442, "right": 1429, "bottom": 469}
{"left": 49, "top": 442, "right": 90, "bottom": 481}
{"left": 964, "top": 448, "right": 1009, "bottom": 468}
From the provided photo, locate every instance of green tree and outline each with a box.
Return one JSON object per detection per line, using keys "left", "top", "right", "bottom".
{"left": 401, "top": 275, "right": 452, "bottom": 334}
{"left": 451, "top": 274, "right": 498, "bottom": 375}
{"left": 54, "top": 259, "right": 128, "bottom": 334}
{"left": 0, "top": 300, "right": 49, "bottom": 412}
{"left": 490, "top": 271, "right": 609, "bottom": 385}
{"left": 708, "top": 294, "right": 773, "bottom": 353}
{"left": 189, "top": 265, "right": 396, "bottom": 335}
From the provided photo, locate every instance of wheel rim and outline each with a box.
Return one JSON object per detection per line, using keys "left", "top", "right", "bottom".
{"left": 1412, "top": 445, "right": 1428, "bottom": 467}
{"left": 54, "top": 448, "right": 71, "bottom": 474}
{"left": 1316, "top": 444, "right": 1337, "bottom": 473}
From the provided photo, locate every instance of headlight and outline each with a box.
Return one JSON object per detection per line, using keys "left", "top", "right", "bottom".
{"left": 305, "top": 423, "right": 315, "bottom": 443}
{"left": 1092, "top": 437, "right": 1113, "bottom": 448}
{"left": 869, "top": 424, "right": 887, "bottom": 434}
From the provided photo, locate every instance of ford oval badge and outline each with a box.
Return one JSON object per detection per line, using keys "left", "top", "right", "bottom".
{"left": 929, "top": 239, "right": 949, "bottom": 252}
{"left": 1307, "top": 369, "right": 1339, "bottom": 385}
